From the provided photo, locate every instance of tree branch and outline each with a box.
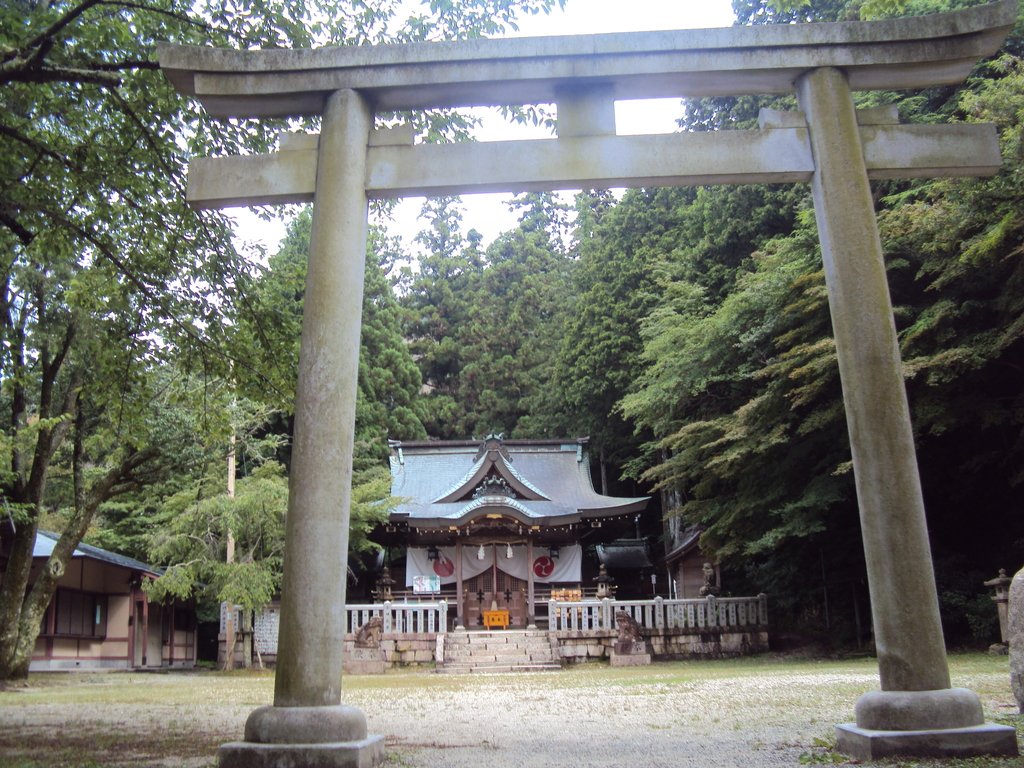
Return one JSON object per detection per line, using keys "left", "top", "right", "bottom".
{"left": 16, "top": 0, "right": 105, "bottom": 58}
{"left": 87, "top": 59, "right": 160, "bottom": 72}
{"left": 0, "top": 211, "right": 35, "bottom": 247}
{"left": 0, "top": 124, "right": 75, "bottom": 168}
{"left": 0, "top": 64, "right": 121, "bottom": 88}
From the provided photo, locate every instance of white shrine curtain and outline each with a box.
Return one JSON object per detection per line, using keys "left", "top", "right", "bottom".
{"left": 405, "top": 544, "right": 582, "bottom": 586}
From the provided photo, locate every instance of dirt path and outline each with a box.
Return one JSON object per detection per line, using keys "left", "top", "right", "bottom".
{"left": 0, "top": 656, "right": 1019, "bottom": 767}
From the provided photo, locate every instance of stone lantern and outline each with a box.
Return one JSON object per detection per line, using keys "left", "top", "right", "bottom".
{"left": 984, "top": 569, "right": 1013, "bottom": 645}
{"left": 375, "top": 565, "right": 395, "bottom": 603}
{"left": 595, "top": 563, "right": 615, "bottom": 599}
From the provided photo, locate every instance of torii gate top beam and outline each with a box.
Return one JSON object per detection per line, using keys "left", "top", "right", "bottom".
{"left": 158, "top": 0, "right": 1016, "bottom": 119}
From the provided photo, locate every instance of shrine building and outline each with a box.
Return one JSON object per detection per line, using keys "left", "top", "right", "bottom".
{"left": 376, "top": 436, "right": 651, "bottom": 629}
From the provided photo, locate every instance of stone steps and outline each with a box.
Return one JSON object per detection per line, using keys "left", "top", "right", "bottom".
{"left": 437, "top": 662, "right": 562, "bottom": 674}
{"left": 439, "top": 629, "right": 561, "bottom": 674}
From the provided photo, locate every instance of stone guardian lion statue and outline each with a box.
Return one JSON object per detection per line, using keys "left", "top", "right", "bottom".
{"left": 354, "top": 616, "right": 384, "bottom": 649}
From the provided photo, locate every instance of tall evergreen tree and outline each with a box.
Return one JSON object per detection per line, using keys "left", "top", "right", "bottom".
{"left": 235, "top": 207, "right": 428, "bottom": 462}
{"left": 401, "top": 193, "right": 575, "bottom": 438}
{"left": 401, "top": 197, "right": 483, "bottom": 438}
{"left": 458, "top": 193, "right": 574, "bottom": 437}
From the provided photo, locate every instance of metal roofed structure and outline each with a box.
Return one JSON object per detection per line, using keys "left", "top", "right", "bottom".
{"left": 33, "top": 530, "right": 161, "bottom": 578}
{"left": 387, "top": 437, "right": 648, "bottom": 532}
{"left": 381, "top": 436, "right": 650, "bottom": 633}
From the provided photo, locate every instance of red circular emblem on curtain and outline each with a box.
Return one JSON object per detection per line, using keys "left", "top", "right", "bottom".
{"left": 433, "top": 555, "right": 455, "bottom": 578}
{"left": 533, "top": 556, "right": 555, "bottom": 578}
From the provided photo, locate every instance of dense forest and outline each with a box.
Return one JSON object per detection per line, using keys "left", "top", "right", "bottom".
{"left": 2, "top": 0, "right": 1022, "bottom": 679}
{"left": 392, "top": 0, "right": 1024, "bottom": 647}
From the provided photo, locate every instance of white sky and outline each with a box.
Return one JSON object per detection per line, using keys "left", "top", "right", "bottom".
{"left": 230, "top": 0, "right": 736, "bottom": 258}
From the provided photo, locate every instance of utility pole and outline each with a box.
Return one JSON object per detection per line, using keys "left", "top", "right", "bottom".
{"left": 222, "top": 431, "right": 237, "bottom": 671}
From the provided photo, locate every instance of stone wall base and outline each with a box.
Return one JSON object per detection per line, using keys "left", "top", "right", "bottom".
{"left": 344, "top": 647, "right": 387, "bottom": 675}
{"left": 336, "top": 628, "right": 767, "bottom": 671}
{"left": 342, "top": 633, "right": 440, "bottom": 673}
{"left": 555, "top": 628, "right": 769, "bottom": 664}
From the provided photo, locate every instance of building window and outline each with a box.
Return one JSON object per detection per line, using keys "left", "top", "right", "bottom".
{"left": 47, "top": 589, "right": 108, "bottom": 639}
{"left": 174, "top": 608, "right": 196, "bottom": 631}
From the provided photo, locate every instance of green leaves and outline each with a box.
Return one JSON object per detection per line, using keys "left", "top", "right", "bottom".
{"left": 759, "top": 0, "right": 922, "bottom": 22}
{"left": 235, "top": 207, "right": 427, "bottom": 457}
{"left": 616, "top": 3, "right": 1024, "bottom": 639}
{"left": 765, "top": 0, "right": 813, "bottom": 11}
{"left": 145, "top": 461, "right": 288, "bottom": 609}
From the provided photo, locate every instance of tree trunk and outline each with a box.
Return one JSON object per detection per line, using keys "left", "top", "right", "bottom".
{"left": 0, "top": 330, "right": 77, "bottom": 681}
{"left": 0, "top": 517, "right": 41, "bottom": 681}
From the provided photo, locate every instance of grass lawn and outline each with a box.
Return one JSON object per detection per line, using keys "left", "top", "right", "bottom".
{"left": 0, "top": 653, "right": 1019, "bottom": 767}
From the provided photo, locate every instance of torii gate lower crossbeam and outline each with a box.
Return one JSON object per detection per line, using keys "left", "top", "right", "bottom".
{"left": 160, "top": 4, "right": 1020, "bottom": 766}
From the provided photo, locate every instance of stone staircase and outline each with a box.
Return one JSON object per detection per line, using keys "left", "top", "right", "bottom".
{"left": 438, "top": 629, "right": 562, "bottom": 674}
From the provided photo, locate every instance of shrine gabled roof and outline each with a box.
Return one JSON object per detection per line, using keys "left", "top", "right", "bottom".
{"left": 388, "top": 438, "right": 648, "bottom": 529}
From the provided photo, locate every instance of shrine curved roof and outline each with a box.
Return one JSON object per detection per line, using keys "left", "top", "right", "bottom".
{"left": 388, "top": 438, "right": 648, "bottom": 529}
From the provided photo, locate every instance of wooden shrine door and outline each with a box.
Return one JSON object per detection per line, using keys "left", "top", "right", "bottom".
{"left": 463, "top": 571, "right": 527, "bottom": 628}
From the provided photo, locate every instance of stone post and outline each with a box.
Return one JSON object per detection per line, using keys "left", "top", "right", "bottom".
{"left": 797, "top": 67, "right": 1015, "bottom": 760}
{"left": 1010, "top": 567, "right": 1024, "bottom": 713}
{"left": 455, "top": 541, "right": 465, "bottom": 630}
{"left": 526, "top": 538, "right": 536, "bottom": 628}
{"left": 219, "top": 88, "right": 384, "bottom": 767}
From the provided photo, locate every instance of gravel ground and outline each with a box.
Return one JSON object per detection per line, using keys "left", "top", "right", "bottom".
{"left": 0, "top": 655, "right": 1020, "bottom": 767}
{"left": 361, "top": 668, "right": 880, "bottom": 767}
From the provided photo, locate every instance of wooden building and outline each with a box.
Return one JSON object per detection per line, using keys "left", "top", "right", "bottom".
{"left": 663, "top": 519, "right": 720, "bottom": 599}
{"left": 7, "top": 531, "right": 197, "bottom": 671}
{"left": 377, "top": 436, "right": 650, "bottom": 629}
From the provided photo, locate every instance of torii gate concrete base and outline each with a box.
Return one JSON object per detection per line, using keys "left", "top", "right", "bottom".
{"left": 219, "top": 705, "right": 383, "bottom": 768}
{"left": 160, "top": 3, "right": 1020, "bottom": 765}
{"left": 838, "top": 688, "right": 1018, "bottom": 760}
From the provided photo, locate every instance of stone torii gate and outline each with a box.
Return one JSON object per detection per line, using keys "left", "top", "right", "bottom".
{"left": 159, "top": 2, "right": 1019, "bottom": 765}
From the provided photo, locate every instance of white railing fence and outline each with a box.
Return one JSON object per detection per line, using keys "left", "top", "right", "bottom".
{"left": 547, "top": 595, "right": 768, "bottom": 633}
{"left": 341, "top": 596, "right": 764, "bottom": 634}
{"left": 345, "top": 600, "right": 449, "bottom": 635}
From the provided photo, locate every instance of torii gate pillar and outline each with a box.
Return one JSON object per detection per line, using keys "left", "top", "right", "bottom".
{"left": 219, "top": 89, "right": 385, "bottom": 767}
{"left": 797, "top": 66, "right": 1012, "bottom": 757}
{"left": 159, "top": 3, "right": 1020, "bottom": 765}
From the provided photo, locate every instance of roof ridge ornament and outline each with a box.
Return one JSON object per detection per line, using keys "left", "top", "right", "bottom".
{"left": 474, "top": 433, "right": 509, "bottom": 462}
